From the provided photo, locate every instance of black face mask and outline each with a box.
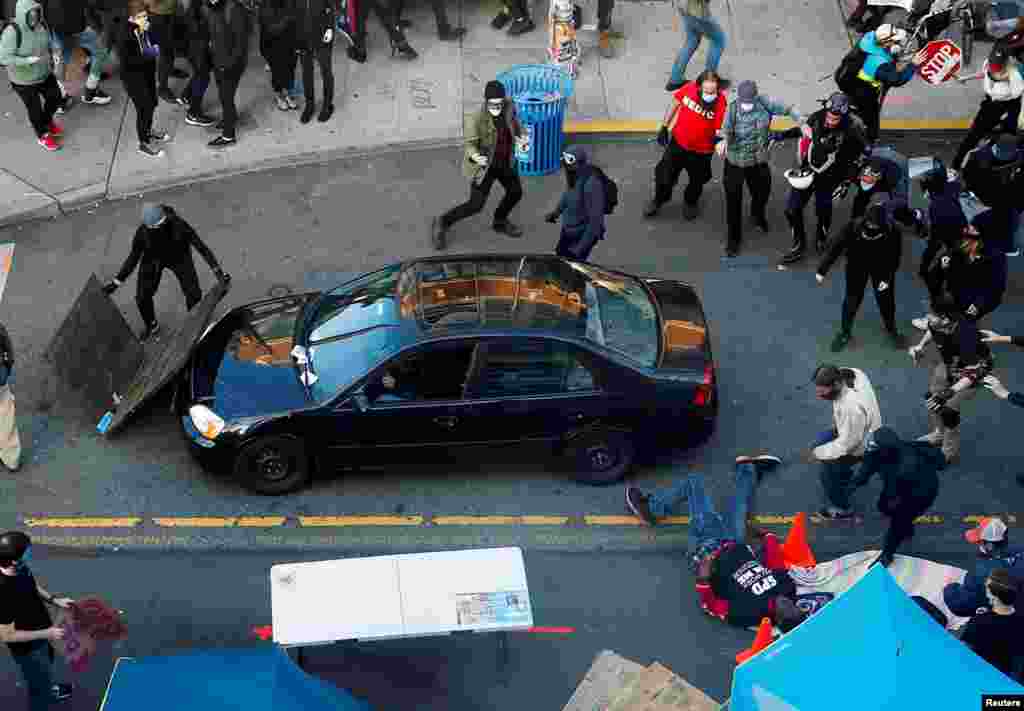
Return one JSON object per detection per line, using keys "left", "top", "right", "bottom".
{"left": 564, "top": 164, "right": 577, "bottom": 187}
{"left": 861, "top": 224, "right": 885, "bottom": 240}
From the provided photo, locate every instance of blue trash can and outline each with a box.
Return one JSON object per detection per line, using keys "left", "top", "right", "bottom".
{"left": 496, "top": 65, "right": 574, "bottom": 177}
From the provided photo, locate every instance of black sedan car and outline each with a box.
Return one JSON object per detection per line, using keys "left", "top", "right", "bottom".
{"left": 179, "top": 255, "right": 716, "bottom": 494}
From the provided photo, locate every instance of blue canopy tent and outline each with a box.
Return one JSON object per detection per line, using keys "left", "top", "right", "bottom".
{"left": 100, "top": 646, "right": 371, "bottom": 711}
{"left": 729, "top": 565, "right": 1024, "bottom": 710}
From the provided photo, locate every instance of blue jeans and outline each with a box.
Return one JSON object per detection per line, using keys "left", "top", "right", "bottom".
{"left": 12, "top": 640, "right": 55, "bottom": 711}
{"left": 289, "top": 77, "right": 304, "bottom": 99}
{"left": 50, "top": 28, "right": 109, "bottom": 85}
{"left": 670, "top": 14, "right": 725, "bottom": 84}
{"left": 646, "top": 463, "right": 757, "bottom": 557}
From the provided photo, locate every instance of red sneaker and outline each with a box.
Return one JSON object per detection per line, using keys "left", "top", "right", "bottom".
{"left": 48, "top": 121, "right": 64, "bottom": 137}
{"left": 37, "top": 133, "right": 61, "bottom": 152}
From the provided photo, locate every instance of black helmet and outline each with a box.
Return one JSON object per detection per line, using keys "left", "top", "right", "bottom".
{"left": 824, "top": 92, "right": 851, "bottom": 116}
{"left": 992, "top": 136, "right": 1020, "bottom": 163}
{"left": 0, "top": 531, "right": 30, "bottom": 562}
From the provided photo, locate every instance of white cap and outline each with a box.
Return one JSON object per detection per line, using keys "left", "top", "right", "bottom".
{"left": 965, "top": 517, "right": 1008, "bottom": 544}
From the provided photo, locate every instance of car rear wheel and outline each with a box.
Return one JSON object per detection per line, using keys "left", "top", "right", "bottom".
{"left": 565, "top": 430, "right": 635, "bottom": 486}
{"left": 234, "top": 435, "right": 311, "bottom": 495}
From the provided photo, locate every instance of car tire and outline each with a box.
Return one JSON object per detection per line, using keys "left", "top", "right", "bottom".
{"left": 565, "top": 429, "right": 635, "bottom": 486}
{"left": 233, "top": 435, "right": 311, "bottom": 495}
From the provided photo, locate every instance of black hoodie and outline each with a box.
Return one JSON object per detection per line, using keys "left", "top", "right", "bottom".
{"left": 202, "top": 0, "right": 250, "bottom": 73}
{"left": 259, "top": 0, "right": 295, "bottom": 39}
{"left": 850, "top": 426, "right": 943, "bottom": 507}
{"left": 295, "top": 0, "right": 333, "bottom": 50}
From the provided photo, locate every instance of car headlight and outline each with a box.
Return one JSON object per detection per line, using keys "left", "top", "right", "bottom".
{"left": 189, "top": 405, "right": 225, "bottom": 440}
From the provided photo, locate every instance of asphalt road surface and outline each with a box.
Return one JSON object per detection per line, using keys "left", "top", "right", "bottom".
{"left": 0, "top": 132, "right": 1021, "bottom": 551}
{"left": 0, "top": 547, "right": 980, "bottom": 711}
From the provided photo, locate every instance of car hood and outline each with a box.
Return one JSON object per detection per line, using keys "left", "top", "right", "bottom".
{"left": 198, "top": 295, "right": 316, "bottom": 421}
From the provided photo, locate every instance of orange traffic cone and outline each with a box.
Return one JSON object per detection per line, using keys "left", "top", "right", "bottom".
{"left": 782, "top": 511, "right": 817, "bottom": 569}
{"left": 736, "top": 617, "right": 775, "bottom": 664}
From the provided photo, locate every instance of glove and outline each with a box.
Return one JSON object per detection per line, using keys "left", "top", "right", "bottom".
{"left": 656, "top": 126, "right": 669, "bottom": 147}
{"left": 544, "top": 210, "right": 560, "bottom": 224}
{"left": 472, "top": 153, "right": 488, "bottom": 167}
{"left": 926, "top": 388, "right": 955, "bottom": 411}
{"left": 877, "top": 281, "right": 889, "bottom": 292}
{"left": 215, "top": 269, "right": 231, "bottom": 285}
{"left": 323, "top": 28, "right": 333, "bottom": 43}
{"left": 102, "top": 279, "right": 120, "bottom": 295}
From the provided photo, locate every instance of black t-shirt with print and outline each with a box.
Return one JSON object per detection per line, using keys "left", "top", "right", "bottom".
{"left": 0, "top": 567, "right": 52, "bottom": 656}
{"left": 709, "top": 543, "right": 796, "bottom": 628}
{"left": 961, "top": 609, "right": 1024, "bottom": 676}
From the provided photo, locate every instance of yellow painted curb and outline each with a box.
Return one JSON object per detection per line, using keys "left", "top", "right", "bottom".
{"left": 238, "top": 517, "right": 287, "bottom": 527}
{"left": 963, "top": 514, "right": 1018, "bottom": 524}
{"left": 434, "top": 516, "right": 523, "bottom": 525}
{"left": 564, "top": 118, "right": 974, "bottom": 133}
{"left": 913, "top": 515, "right": 944, "bottom": 524}
{"left": 24, "top": 517, "right": 142, "bottom": 528}
{"left": 584, "top": 515, "right": 647, "bottom": 525}
{"left": 298, "top": 515, "right": 424, "bottom": 527}
{"left": 522, "top": 515, "right": 571, "bottom": 525}
{"left": 153, "top": 517, "right": 240, "bottom": 527}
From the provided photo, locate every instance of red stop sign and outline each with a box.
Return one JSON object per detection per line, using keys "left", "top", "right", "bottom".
{"left": 917, "top": 39, "right": 962, "bottom": 85}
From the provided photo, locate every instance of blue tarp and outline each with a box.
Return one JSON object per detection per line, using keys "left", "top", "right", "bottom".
{"left": 730, "top": 565, "right": 1024, "bottom": 710}
{"left": 100, "top": 646, "right": 372, "bottom": 711}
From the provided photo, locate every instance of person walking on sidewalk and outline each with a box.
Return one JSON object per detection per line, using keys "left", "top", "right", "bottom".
{"left": 203, "top": 0, "right": 250, "bottom": 148}
{"left": 296, "top": 0, "right": 335, "bottom": 124}
{"left": 952, "top": 46, "right": 1023, "bottom": 172}
{"left": 394, "top": 0, "right": 466, "bottom": 41}
{"left": 715, "top": 79, "right": 802, "bottom": 257}
{"left": 490, "top": 0, "right": 535, "bottom": 37}
{"left": 778, "top": 93, "right": 869, "bottom": 266}
{"left": 624, "top": 455, "right": 814, "bottom": 632}
{"left": 0, "top": 324, "right": 21, "bottom": 472}
{"left": 103, "top": 203, "right": 231, "bottom": 342}
{"left": 259, "top": 0, "right": 298, "bottom": 112}
{"left": 848, "top": 426, "right": 943, "bottom": 568}
{"left": 665, "top": 0, "right": 725, "bottom": 92}
{"left": 431, "top": 80, "right": 525, "bottom": 250}
{"left": 0, "top": 531, "right": 75, "bottom": 711}
{"left": 546, "top": 145, "right": 607, "bottom": 262}
{"left": 43, "top": 0, "right": 112, "bottom": 107}
{"left": 644, "top": 70, "right": 726, "bottom": 222}
{"left": 181, "top": 0, "right": 218, "bottom": 128}
{"left": 810, "top": 364, "right": 882, "bottom": 520}
{"left": 815, "top": 202, "right": 907, "bottom": 352}
{"left": 0, "top": 0, "right": 64, "bottom": 152}
{"left": 118, "top": 10, "right": 170, "bottom": 158}
{"left": 146, "top": 0, "right": 189, "bottom": 103}
{"left": 943, "top": 517, "right": 1024, "bottom": 615}
{"left": 909, "top": 294, "right": 994, "bottom": 464}
{"left": 346, "top": 0, "right": 417, "bottom": 63}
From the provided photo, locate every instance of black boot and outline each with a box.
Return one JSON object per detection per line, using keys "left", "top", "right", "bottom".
{"left": 779, "top": 229, "right": 806, "bottom": 266}
{"left": 347, "top": 42, "right": 368, "bottom": 63}
{"left": 815, "top": 223, "right": 830, "bottom": 254}
{"left": 391, "top": 38, "right": 418, "bottom": 60}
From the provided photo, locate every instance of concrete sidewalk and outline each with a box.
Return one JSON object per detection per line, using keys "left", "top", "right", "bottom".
{"left": 0, "top": 0, "right": 988, "bottom": 227}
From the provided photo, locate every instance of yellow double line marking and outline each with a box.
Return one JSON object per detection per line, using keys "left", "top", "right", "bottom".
{"left": 22, "top": 513, "right": 992, "bottom": 528}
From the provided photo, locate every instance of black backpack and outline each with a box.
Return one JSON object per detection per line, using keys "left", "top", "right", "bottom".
{"left": 834, "top": 46, "right": 866, "bottom": 92}
{"left": 589, "top": 166, "right": 619, "bottom": 215}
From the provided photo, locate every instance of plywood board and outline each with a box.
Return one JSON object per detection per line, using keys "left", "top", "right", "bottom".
{"left": 608, "top": 663, "right": 721, "bottom": 711}
{"left": 562, "top": 650, "right": 645, "bottom": 711}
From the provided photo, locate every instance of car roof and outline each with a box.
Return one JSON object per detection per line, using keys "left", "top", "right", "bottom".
{"left": 397, "top": 253, "right": 627, "bottom": 344}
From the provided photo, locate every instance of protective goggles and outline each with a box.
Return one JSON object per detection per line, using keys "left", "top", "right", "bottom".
{"left": 562, "top": 152, "right": 577, "bottom": 166}
{"left": 486, "top": 99, "right": 505, "bottom": 110}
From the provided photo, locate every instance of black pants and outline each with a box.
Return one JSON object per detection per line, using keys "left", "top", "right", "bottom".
{"left": 300, "top": 43, "right": 334, "bottom": 105}
{"left": 10, "top": 74, "right": 62, "bottom": 138}
{"left": 500, "top": 0, "right": 530, "bottom": 19}
{"left": 441, "top": 162, "right": 523, "bottom": 229}
{"left": 952, "top": 97, "right": 1022, "bottom": 170}
{"left": 878, "top": 485, "right": 938, "bottom": 559}
{"left": 785, "top": 178, "right": 838, "bottom": 241}
{"left": 215, "top": 68, "right": 243, "bottom": 139}
{"left": 723, "top": 160, "right": 771, "bottom": 251}
{"left": 187, "top": 47, "right": 212, "bottom": 114}
{"left": 847, "top": 80, "right": 882, "bottom": 143}
{"left": 136, "top": 257, "right": 202, "bottom": 327}
{"left": 395, "top": 0, "right": 452, "bottom": 33}
{"left": 654, "top": 140, "right": 713, "bottom": 208}
{"left": 149, "top": 14, "right": 178, "bottom": 91}
{"left": 261, "top": 33, "right": 297, "bottom": 94}
{"left": 355, "top": 0, "right": 406, "bottom": 45}
{"left": 597, "top": 0, "right": 614, "bottom": 30}
{"left": 122, "top": 66, "right": 158, "bottom": 144}
{"left": 841, "top": 260, "right": 897, "bottom": 333}
{"left": 820, "top": 455, "right": 858, "bottom": 510}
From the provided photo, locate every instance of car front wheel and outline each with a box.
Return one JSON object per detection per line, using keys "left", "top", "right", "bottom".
{"left": 565, "top": 429, "right": 635, "bottom": 486}
{"left": 233, "top": 435, "right": 311, "bottom": 495}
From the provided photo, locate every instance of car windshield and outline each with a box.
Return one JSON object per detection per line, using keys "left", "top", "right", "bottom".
{"left": 308, "top": 327, "right": 405, "bottom": 403}
{"left": 567, "top": 263, "right": 659, "bottom": 367}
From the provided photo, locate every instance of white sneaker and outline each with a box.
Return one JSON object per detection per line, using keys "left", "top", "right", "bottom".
{"left": 912, "top": 314, "right": 934, "bottom": 331}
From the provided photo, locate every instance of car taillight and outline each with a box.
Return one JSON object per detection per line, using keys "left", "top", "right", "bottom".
{"left": 692, "top": 363, "right": 715, "bottom": 407}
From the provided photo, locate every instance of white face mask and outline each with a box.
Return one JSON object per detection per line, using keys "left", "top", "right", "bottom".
{"left": 702, "top": 91, "right": 718, "bottom": 103}
{"left": 486, "top": 100, "right": 504, "bottom": 117}
{"left": 740, "top": 102, "right": 754, "bottom": 112}
{"left": 859, "top": 180, "right": 875, "bottom": 191}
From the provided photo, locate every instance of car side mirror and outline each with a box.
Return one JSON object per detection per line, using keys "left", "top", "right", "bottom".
{"left": 352, "top": 391, "right": 370, "bottom": 412}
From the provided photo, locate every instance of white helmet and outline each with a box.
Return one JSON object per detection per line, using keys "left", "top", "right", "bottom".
{"left": 785, "top": 168, "right": 815, "bottom": 190}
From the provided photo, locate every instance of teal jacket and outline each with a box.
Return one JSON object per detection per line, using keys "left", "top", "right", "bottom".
{"left": 0, "top": 0, "right": 52, "bottom": 86}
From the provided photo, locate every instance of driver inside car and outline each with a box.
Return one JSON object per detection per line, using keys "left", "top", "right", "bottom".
{"left": 365, "top": 360, "right": 422, "bottom": 402}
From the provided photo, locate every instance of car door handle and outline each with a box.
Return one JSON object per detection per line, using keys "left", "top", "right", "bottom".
{"left": 433, "top": 416, "right": 458, "bottom": 428}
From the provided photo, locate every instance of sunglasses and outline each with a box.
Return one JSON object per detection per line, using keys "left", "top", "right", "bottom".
{"left": 562, "top": 152, "right": 577, "bottom": 166}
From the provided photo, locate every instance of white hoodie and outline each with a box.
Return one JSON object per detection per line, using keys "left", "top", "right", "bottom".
{"left": 814, "top": 367, "right": 882, "bottom": 461}
{"left": 985, "top": 60, "right": 1024, "bottom": 102}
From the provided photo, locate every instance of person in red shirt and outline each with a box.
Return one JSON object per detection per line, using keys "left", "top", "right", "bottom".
{"left": 644, "top": 69, "right": 727, "bottom": 221}
{"left": 625, "top": 454, "right": 811, "bottom": 631}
